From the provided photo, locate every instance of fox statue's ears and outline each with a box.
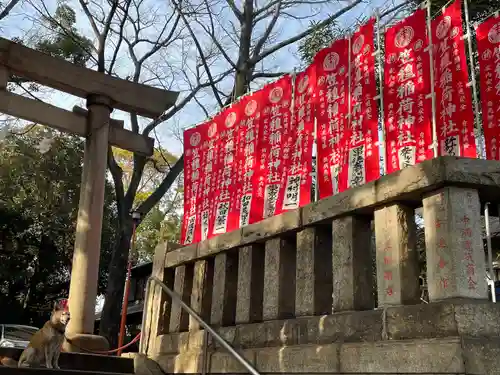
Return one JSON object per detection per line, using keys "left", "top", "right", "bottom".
{"left": 54, "top": 299, "right": 69, "bottom": 312}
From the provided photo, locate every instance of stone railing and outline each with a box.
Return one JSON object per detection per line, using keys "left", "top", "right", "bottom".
{"left": 142, "top": 156, "right": 500, "bottom": 374}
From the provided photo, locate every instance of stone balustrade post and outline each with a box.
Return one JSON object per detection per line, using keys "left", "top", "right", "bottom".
{"left": 189, "top": 260, "right": 214, "bottom": 331}
{"left": 142, "top": 242, "right": 177, "bottom": 355}
{"left": 211, "top": 252, "right": 238, "bottom": 326}
{"left": 374, "top": 204, "right": 420, "bottom": 306}
{"left": 263, "top": 236, "right": 297, "bottom": 320}
{"left": 295, "top": 225, "right": 333, "bottom": 316}
{"left": 422, "top": 187, "right": 487, "bottom": 301}
{"left": 169, "top": 264, "right": 194, "bottom": 333}
{"left": 235, "top": 244, "right": 265, "bottom": 324}
{"left": 332, "top": 215, "right": 374, "bottom": 311}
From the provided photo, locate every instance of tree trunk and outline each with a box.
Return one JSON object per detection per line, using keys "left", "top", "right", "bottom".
{"left": 98, "top": 217, "right": 133, "bottom": 348}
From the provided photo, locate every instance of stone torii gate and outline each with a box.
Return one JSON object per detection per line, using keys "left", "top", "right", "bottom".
{"left": 0, "top": 37, "right": 178, "bottom": 350}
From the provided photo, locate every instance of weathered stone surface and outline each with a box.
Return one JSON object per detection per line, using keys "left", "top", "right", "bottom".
{"left": 462, "top": 337, "right": 500, "bottom": 375}
{"left": 155, "top": 301, "right": 500, "bottom": 355}
{"left": 307, "top": 310, "right": 383, "bottom": 344}
{"left": 144, "top": 242, "right": 177, "bottom": 355}
{"left": 120, "top": 353, "right": 164, "bottom": 375}
{"left": 374, "top": 203, "right": 420, "bottom": 306}
{"left": 197, "top": 229, "right": 242, "bottom": 258}
{"left": 242, "top": 209, "right": 301, "bottom": 244}
{"left": 255, "top": 344, "right": 340, "bottom": 373}
{"left": 153, "top": 353, "right": 175, "bottom": 374}
{"left": 235, "top": 244, "right": 265, "bottom": 324}
{"left": 423, "top": 187, "right": 487, "bottom": 301}
{"left": 173, "top": 350, "right": 203, "bottom": 373}
{"left": 385, "top": 302, "right": 457, "bottom": 340}
{"left": 295, "top": 225, "right": 333, "bottom": 316}
{"left": 63, "top": 333, "right": 109, "bottom": 353}
{"left": 263, "top": 236, "right": 296, "bottom": 320}
{"left": 332, "top": 215, "right": 374, "bottom": 311}
{"left": 208, "top": 349, "right": 256, "bottom": 373}
{"left": 211, "top": 251, "right": 238, "bottom": 326}
{"left": 189, "top": 260, "right": 213, "bottom": 331}
{"left": 164, "top": 244, "right": 197, "bottom": 267}
{"left": 454, "top": 300, "right": 500, "bottom": 337}
{"left": 340, "top": 338, "right": 465, "bottom": 373}
{"left": 168, "top": 265, "right": 193, "bottom": 333}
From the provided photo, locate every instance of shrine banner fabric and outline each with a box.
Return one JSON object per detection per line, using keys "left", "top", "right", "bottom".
{"left": 315, "top": 37, "right": 350, "bottom": 199}
{"left": 254, "top": 75, "right": 293, "bottom": 219}
{"left": 182, "top": 120, "right": 213, "bottom": 245}
{"left": 431, "top": 0, "right": 476, "bottom": 157}
{"left": 383, "top": 8, "right": 433, "bottom": 173}
{"left": 347, "top": 19, "right": 380, "bottom": 188}
{"left": 476, "top": 15, "right": 500, "bottom": 160}
{"left": 234, "top": 91, "right": 263, "bottom": 227}
{"left": 280, "top": 66, "right": 316, "bottom": 211}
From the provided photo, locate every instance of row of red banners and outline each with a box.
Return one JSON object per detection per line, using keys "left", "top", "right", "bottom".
{"left": 182, "top": 0, "right": 500, "bottom": 245}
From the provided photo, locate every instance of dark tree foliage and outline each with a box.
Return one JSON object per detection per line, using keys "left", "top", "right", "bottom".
{"left": 0, "top": 129, "right": 117, "bottom": 327}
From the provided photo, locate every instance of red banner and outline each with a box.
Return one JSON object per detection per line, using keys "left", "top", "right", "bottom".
{"left": 210, "top": 106, "right": 243, "bottom": 237}
{"left": 314, "top": 38, "right": 350, "bottom": 198}
{"left": 254, "top": 75, "right": 293, "bottom": 219}
{"left": 476, "top": 15, "right": 500, "bottom": 160}
{"left": 384, "top": 9, "right": 433, "bottom": 173}
{"left": 432, "top": 0, "right": 476, "bottom": 157}
{"left": 182, "top": 121, "right": 212, "bottom": 245}
{"left": 347, "top": 19, "right": 380, "bottom": 187}
{"left": 234, "top": 91, "right": 263, "bottom": 227}
{"left": 280, "top": 65, "right": 316, "bottom": 210}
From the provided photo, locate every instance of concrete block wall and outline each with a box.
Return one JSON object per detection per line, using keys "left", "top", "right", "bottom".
{"left": 141, "top": 157, "right": 500, "bottom": 374}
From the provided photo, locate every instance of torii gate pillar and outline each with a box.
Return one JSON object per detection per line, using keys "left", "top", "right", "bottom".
{"left": 67, "top": 94, "right": 112, "bottom": 338}
{"left": 0, "top": 37, "right": 179, "bottom": 352}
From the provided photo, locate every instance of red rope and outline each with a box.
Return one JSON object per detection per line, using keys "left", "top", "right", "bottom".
{"left": 64, "top": 332, "right": 141, "bottom": 355}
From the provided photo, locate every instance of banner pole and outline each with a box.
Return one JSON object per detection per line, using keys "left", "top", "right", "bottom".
{"left": 426, "top": 0, "right": 439, "bottom": 157}
{"left": 463, "top": 0, "right": 484, "bottom": 158}
{"left": 375, "top": 10, "right": 387, "bottom": 176}
{"left": 347, "top": 34, "right": 352, "bottom": 172}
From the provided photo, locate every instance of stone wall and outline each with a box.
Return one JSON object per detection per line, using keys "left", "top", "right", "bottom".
{"left": 142, "top": 157, "right": 500, "bottom": 374}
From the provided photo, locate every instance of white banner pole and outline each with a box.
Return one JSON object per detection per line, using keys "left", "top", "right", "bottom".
{"left": 463, "top": 0, "right": 484, "bottom": 158}
{"left": 426, "top": 0, "right": 439, "bottom": 157}
{"left": 375, "top": 10, "right": 387, "bottom": 176}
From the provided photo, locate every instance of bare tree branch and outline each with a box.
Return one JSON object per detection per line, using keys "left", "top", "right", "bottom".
{"left": 251, "top": 71, "right": 287, "bottom": 79}
{"left": 143, "top": 69, "right": 233, "bottom": 136}
{"left": 171, "top": 0, "right": 224, "bottom": 107}
{"left": 252, "top": 0, "right": 282, "bottom": 61}
{"left": 78, "top": 0, "right": 101, "bottom": 38}
{"left": 250, "top": 0, "right": 363, "bottom": 64}
{"left": 136, "top": 154, "right": 184, "bottom": 217}
{"left": 225, "top": 0, "right": 242, "bottom": 20}
{"left": 109, "top": 0, "right": 133, "bottom": 73}
{"left": 0, "top": 0, "right": 21, "bottom": 20}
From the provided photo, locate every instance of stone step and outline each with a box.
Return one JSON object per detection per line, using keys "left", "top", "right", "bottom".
{"left": 0, "top": 348, "right": 134, "bottom": 374}
{"left": 0, "top": 366, "right": 129, "bottom": 375}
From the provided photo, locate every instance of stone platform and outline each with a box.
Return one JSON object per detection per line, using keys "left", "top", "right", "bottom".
{"left": 140, "top": 157, "right": 500, "bottom": 375}
{"left": 151, "top": 300, "right": 500, "bottom": 374}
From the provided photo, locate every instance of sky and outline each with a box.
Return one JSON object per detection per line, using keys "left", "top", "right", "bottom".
{"left": 0, "top": 0, "right": 404, "bottom": 157}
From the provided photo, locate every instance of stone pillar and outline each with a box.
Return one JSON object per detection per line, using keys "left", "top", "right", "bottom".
{"left": 295, "top": 225, "right": 333, "bottom": 316}
{"left": 374, "top": 204, "right": 420, "bottom": 306}
{"left": 190, "top": 259, "right": 213, "bottom": 331}
{"left": 67, "top": 94, "right": 112, "bottom": 336}
{"left": 263, "top": 236, "right": 296, "bottom": 320}
{"left": 169, "top": 265, "right": 194, "bottom": 332}
{"left": 236, "top": 244, "right": 265, "bottom": 324}
{"left": 142, "top": 242, "right": 177, "bottom": 355}
{"left": 211, "top": 252, "right": 238, "bottom": 326}
{"left": 332, "top": 215, "right": 374, "bottom": 311}
{"left": 422, "top": 187, "right": 487, "bottom": 301}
